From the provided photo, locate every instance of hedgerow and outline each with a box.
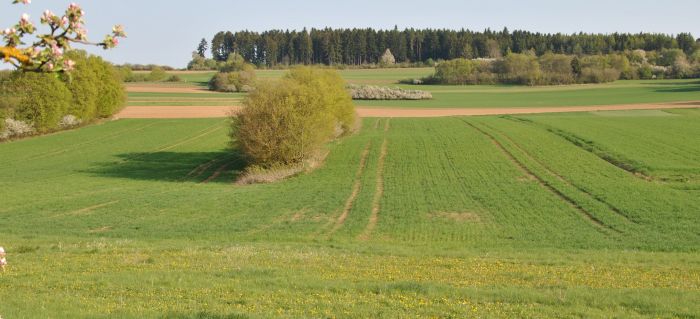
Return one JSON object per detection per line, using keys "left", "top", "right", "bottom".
{"left": 0, "top": 51, "right": 125, "bottom": 140}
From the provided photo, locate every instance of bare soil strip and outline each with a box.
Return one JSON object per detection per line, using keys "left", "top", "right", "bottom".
{"left": 115, "top": 101, "right": 700, "bottom": 119}
{"left": 116, "top": 106, "right": 241, "bottom": 119}
{"left": 358, "top": 138, "right": 388, "bottom": 241}
{"left": 328, "top": 142, "right": 372, "bottom": 236}
{"left": 461, "top": 119, "right": 619, "bottom": 234}
{"left": 356, "top": 101, "right": 700, "bottom": 117}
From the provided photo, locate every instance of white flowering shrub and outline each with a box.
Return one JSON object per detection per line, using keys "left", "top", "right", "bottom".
{"left": 348, "top": 85, "right": 432, "bottom": 100}
{"left": 380, "top": 49, "right": 396, "bottom": 65}
{"left": 0, "top": 118, "right": 34, "bottom": 140}
{"left": 59, "top": 114, "right": 82, "bottom": 128}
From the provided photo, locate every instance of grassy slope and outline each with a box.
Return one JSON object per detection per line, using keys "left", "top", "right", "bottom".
{"left": 1, "top": 113, "right": 699, "bottom": 317}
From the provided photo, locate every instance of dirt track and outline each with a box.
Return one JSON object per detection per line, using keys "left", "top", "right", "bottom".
{"left": 116, "top": 101, "right": 700, "bottom": 119}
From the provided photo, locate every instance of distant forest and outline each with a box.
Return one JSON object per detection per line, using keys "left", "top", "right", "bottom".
{"left": 204, "top": 27, "right": 698, "bottom": 66}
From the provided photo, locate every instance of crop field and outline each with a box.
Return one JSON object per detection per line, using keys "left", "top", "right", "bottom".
{"left": 139, "top": 71, "right": 700, "bottom": 110}
{"left": 1, "top": 108, "right": 699, "bottom": 317}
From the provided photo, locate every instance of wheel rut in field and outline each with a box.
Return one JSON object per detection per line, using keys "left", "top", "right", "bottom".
{"left": 201, "top": 162, "right": 231, "bottom": 184}
{"left": 52, "top": 200, "right": 120, "bottom": 218}
{"left": 358, "top": 137, "right": 388, "bottom": 241}
{"left": 460, "top": 119, "right": 620, "bottom": 234}
{"left": 503, "top": 116, "right": 654, "bottom": 182}
{"left": 328, "top": 141, "right": 372, "bottom": 236}
{"left": 156, "top": 124, "right": 224, "bottom": 152}
{"left": 480, "top": 120, "right": 637, "bottom": 224}
{"left": 186, "top": 157, "right": 225, "bottom": 179}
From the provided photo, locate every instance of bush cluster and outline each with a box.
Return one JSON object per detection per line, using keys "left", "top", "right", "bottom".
{"left": 209, "top": 66, "right": 256, "bottom": 92}
{"left": 120, "top": 66, "right": 182, "bottom": 83}
{"left": 426, "top": 50, "right": 700, "bottom": 86}
{"left": 0, "top": 51, "right": 125, "bottom": 140}
{"left": 348, "top": 84, "right": 432, "bottom": 100}
{"left": 233, "top": 67, "right": 355, "bottom": 167}
{"left": 209, "top": 54, "right": 258, "bottom": 92}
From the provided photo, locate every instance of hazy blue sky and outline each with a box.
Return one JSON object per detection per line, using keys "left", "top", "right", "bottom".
{"left": 2, "top": 0, "right": 699, "bottom": 68}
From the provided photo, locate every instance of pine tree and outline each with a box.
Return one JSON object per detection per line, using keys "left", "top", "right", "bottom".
{"left": 196, "top": 38, "right": 208, "bottom": 58}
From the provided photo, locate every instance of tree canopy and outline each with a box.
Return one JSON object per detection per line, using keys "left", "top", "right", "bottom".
{"left": 204, "top": 28, "right": 697, "bottom": 66}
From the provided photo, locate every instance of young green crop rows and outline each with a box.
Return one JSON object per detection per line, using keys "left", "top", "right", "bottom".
{"left": 0, "top": 111, "right": 698, "bottom": 317}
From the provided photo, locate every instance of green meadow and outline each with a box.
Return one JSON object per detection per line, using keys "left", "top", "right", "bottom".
{"left": 1, "top": 108, "right": 699, "bottom": 317}
{"left": 137, "top": 70, "right": 700, "bottom": 109}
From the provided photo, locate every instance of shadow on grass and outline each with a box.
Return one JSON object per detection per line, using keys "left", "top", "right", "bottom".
{"left": 654, "top": 85, "right": 700, "bottom": 93}
{"left": 86, "top": 151, "right": 247, "bottom": 184}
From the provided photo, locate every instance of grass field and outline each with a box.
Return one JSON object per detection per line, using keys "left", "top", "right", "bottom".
{"left": 1, "top": 108, "right": 699, "bottom": 317}
{"left": 133, "top": 70, "right": 700, "bottom": 109}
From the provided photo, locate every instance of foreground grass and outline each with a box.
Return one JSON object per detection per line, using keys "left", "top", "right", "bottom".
{"left": 2, "top": 241, "right": 698, "bottom": 318}
{"left": 1, "top": 112, "right": 698, "bottom": 317}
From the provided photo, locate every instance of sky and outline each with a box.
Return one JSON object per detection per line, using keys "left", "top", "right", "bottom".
{"left": 2, "top": 0, "right": 699, "bottom": 69}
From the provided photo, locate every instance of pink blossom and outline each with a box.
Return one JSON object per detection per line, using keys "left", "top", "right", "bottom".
{"left": 20, "top": 13, "right": 30, "bottom": 24}
{"left": 2, "top": 28, "right": 17, "bottom": 36}
{"left": 63, "top": 59, "right": 75, "bottom": 71}
{"left": 112, "top": 24, "right": 126, "bottom": 37}
{"left": 46, "top": 62, "right": 54, "bottom": 71}
{"left": 51, "top": 44, "right": 63, "bottom": 57}
{"left": 112, "top": 37, "right": 119, "bottom": 46}
{"left": 22, "top": 0, "right": 31, "bottom": 4}
{"left": 41, "top": 10, "right": 55, "bottom": 24}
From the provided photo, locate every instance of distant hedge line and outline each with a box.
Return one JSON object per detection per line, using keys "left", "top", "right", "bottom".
{"left": 0, "top": 51, "right": 125, "bottom": 140}
{"left": 419, "top": 50, "right": 700, "bottom": 86}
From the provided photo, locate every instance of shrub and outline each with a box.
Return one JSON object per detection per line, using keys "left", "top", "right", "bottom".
{"left": 5, "top": 72, "right": 71, "bottom": 132}
{"left": 64, "top": 51, "right": 126, "bottom": 119}
{"left": 349, "top": 85, "right": 432, "bottom": 100}
{"left": 59, "top": 115, "right": 82, "bottom": 128}
{"left": 495, "top": 53, "right": 541, "bottom": 85}
{"left": 166, "top": 75, "right": 183, "bottom": 82}
{"left": 579, "top": 67, "right": 620, "bottom": 84}
{"left": 92, "top": 59, "right": 127, "bottom": 118}
{"left": 233, "top": 67, "right": 355, "bottom": 166}
{"left": 433, "top": 58, "right": 494, "bottom": 85}
{"left": 187, "top": 52, "right": 218, "bottom": 71}
{"left": 638, "top": 64, "right": 654, "bottom": 79}
{"left": 218, "top": 53, "right": 248, "bottom": 73}
{"left": 209, "top": 65, "right": 257, "bottom": 92}
{"left": 147, "top": 67, "right": 168, "bottom": 81}
{"left": 539, "top": 53, "right": 575, "bottom": 84}
{"left": 64, "top": 51, "right": 100, "bottom": 119}
{"left": 0, "top": 118, "right": 35, "bottom": 140}
{"left": 380, "top": 49, "right": 396, "bottom": 65}
{"left": 115, "top": 66, "right": 133, "bottom": 82}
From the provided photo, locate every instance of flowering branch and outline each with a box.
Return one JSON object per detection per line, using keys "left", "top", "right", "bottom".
{"left": 1, "top": 0, "right": 126, "bottom": 72}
